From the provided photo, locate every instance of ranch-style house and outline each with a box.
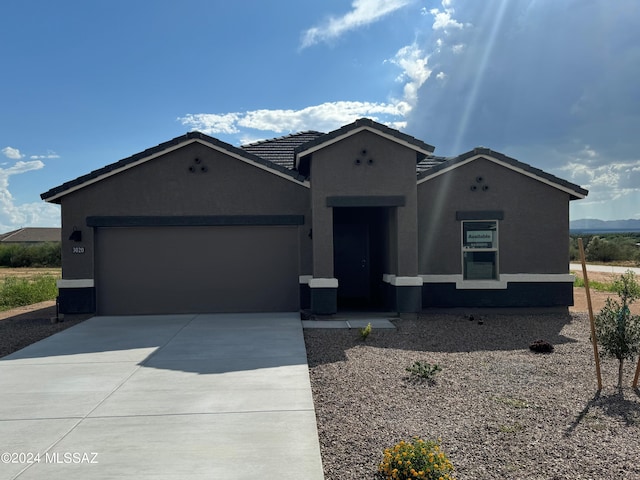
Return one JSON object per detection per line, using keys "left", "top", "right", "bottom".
{"left": 41, "top": 118, "right": 588, "bottom": 316}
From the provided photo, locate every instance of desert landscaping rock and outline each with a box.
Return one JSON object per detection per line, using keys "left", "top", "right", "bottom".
{"left": 304, "top": 312, "right": 640, "bottom": 479}
{"left": 0, "top": 301, "right": 89, "bottom": 358}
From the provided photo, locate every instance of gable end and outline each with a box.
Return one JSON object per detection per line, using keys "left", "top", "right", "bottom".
{"left": 41, "top": 132, "right": 309, "bottom": 203}
{"left": 294, "top": 118, "right": 435, "bottom": 170}
{"left": 417, "top": 148, "right": 588, "bottom": 199}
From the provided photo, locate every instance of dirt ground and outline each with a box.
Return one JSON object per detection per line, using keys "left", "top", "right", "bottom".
{"left": 570, "top": 269, "right": 640, "bottom": 315}
{"left": 0, "top": 267, "right": 61, "bottom": 279}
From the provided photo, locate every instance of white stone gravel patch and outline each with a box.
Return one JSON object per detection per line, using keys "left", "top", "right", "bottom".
{"left": 304, "top": 312, "right": 640, "bottom": 480}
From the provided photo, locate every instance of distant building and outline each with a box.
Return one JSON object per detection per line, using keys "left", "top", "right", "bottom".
{"left": 0, "top": 227, "right": 61, "bottom": 244}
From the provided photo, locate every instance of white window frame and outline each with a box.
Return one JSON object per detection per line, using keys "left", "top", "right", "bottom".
{"left": 461, "top": 220, "right": 499, "bottom": 281}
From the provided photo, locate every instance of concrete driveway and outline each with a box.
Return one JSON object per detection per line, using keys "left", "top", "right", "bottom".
{"left": 0, "top": 313, "right": 324, "bottom": 480}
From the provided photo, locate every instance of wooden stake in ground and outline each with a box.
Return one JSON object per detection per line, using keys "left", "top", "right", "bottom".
{"left": 634, "top": 353, "right": 640, "bottom": 389}
{"left": 578, "top": 238, "right": 602, "bottom": 391}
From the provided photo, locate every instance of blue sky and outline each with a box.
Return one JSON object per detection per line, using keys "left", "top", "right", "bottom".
{"left": 1, "top": 0, "right": 639, "bottom": 231}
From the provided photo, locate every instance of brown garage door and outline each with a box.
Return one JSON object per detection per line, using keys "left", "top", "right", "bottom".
{"left": 95, "top": 226, "right": 299, "bottom": 315}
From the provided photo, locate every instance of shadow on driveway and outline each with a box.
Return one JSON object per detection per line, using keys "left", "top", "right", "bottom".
{"left": 4, "top": 312, "right": 308, "bottom": 374}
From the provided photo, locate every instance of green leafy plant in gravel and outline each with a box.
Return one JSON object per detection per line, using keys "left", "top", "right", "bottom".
{"left": 360, "top": 322, "right": 372, "bottom": 340}
{"left": 406, "top": 361, "right": 442, "bottom": 382}
{"left": 594, "top": 271, "right": 640, "bottom": 387}
{"left": 378, "top": 437, "right": 455, "bottom": 480}
{"left": 493, "top": 396, "right": 529, "bottom": 409}
{"left": 0, "top": 275, "right": 58, "bottom": 311}
{"left": 498, "top": 422, "right": 525, "bottom": 434}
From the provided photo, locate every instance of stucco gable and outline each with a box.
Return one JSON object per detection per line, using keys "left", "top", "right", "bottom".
{"left": 417, "top": 147, "right": 588, "bottom": 200}
{"left": 293, "top": 118, "right": 435, "bottom": 172}
{"left": 41, "top": 132, "right": 309, "bottom": 203}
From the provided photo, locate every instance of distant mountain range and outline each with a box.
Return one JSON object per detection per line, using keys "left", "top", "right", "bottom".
{"left": 570, "top": 219, "right": 640, "bottom": 231}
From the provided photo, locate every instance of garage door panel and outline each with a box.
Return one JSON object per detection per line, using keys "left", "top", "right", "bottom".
{"left": 96, "top": 226, "right": 299, "bottom": 315}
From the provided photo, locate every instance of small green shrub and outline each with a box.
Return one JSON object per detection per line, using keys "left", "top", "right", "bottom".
{"left": 594, "top": 271, "right": 640, "bottom": 387}
{"left": 0, "top": 275, "right": 58, "bottom": 310}
{"left": 493, "top": 396, "right": 529, "bottom": 409}
{"left": 378, "top": 437, "right": 455, "bottom": 480}
{"left": 360, "top": 322, "right": 372, "bottom": 340}
{"left": 498, "top": 422, "right": 525, "bottom": 433}
{"left": 406, "top": 361, "right": 442, "bottom": 382}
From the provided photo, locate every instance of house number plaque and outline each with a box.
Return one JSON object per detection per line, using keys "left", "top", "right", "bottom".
{"left": 72, "top": 246, "right": 85, "bottom": 254}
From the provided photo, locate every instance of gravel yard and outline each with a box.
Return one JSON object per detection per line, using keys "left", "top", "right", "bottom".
{"left": 304, "top": 312, "right": 640, "bottom": 479}
{"left": 0, "top": 301, "right": 90, "bottom": 358}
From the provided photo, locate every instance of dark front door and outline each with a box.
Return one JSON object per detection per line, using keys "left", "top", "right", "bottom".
{"left": 334, "top": 223, "right": 370, "bottom": 304}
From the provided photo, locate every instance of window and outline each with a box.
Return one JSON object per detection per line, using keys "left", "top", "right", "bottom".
{"left": 462, "top": 221, "right": 498, "bottom": 280}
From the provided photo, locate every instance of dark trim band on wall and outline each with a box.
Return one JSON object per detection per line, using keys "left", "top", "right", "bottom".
{"left": 456, "top": 210, "right": 504, "bottom": 221}
{"left": 326, "top": 196, "right": 405, "bottom": 207}
{"left": 86, "top": 215, "right": 305, "bottom": 227}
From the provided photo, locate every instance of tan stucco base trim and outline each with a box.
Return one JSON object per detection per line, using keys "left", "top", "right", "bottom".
{"left": 382, "top": 275, "right": 424, "bottom": 286}
{"left": 420, "top": 273, "right": 575, "bottom": 290}
{"left": 308, "top": 278, "right": 339, "bottom": 288}
{"left": 57, "top": 279, "right": 95, "bottom": 288}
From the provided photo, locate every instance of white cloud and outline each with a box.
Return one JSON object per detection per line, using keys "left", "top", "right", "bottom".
{"left": 559, "top": 155, "right": 640, "bottom": 192}
{"left": 0, "top": 160, "right": 60, "bottom": 232}
{"left": 430, "top": 6, "right": 464, "bottom": 31}
{"left": 300, "top": 0, "right": 412, "bottom": 48}
{"left": 176, "top": 113, "right": 241, "bottom": 135}
{"left": 2, "top": 146, "right": 24, "bottom": 160}
{"left": 30, "top": 152, "right": 60, "bottom": 160}
{"left": 387, "top": 43, "right": 432, "bottom": 107}
{"left": 179, "top": 101, "right": 407, "bottom": 137}
{"left": 180, "top": 43, "right": 433, "bottom": 141}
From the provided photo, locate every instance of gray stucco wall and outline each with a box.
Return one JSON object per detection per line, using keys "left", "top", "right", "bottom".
{"left": 417, "top": 157, "right": 571, "bottom": 275}
{"left": 309, "top": 130, "right": 418, "bottom": 278}
{"left": 59, "top": 141, "right": 311, "bottom": 281}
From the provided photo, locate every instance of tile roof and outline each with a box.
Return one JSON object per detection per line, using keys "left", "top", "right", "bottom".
{"left": 417, "top": 147, "right": 589, "bottom": 199}
{"left": 416, "top": 155, "right": 451, "bottom": 174}
{"left": 0, "top": 227, "right": 61, "bottom": 243}
{"left": 39, "top": 120, "right": 588, "bottom": 203}
{"left": 241, "top": 131, "right": 324, "bottom": 169}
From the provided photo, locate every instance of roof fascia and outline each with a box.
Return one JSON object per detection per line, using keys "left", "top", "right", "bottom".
{"left": 294, "top": 125, "right": 434, "bottom": 169}
{"left": 43, "top": 138, "right": 309, "bottom": 203}
{"left": 417, "top": 153, "right": 587, "bottom": 199}
{"left": 1, "top": 229, "right": 23, "bottom": 241}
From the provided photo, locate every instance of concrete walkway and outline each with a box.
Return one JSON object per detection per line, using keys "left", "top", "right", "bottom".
{"left": 0, "top": 313, "right": 324, "bottom": 480}
{"left": 570, "top": 263, "right": 640, "bottom": 275}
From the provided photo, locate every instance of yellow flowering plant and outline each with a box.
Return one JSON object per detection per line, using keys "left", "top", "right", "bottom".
{"left": 378, "top": 437, "right": 455, "bottom": 480}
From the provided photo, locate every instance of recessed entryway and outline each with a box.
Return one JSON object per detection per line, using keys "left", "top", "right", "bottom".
{"left": 333, "top": 207, "right": 387, "bottom": 310}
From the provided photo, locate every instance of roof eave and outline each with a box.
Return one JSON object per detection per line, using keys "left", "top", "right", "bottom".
{"left": 293, "top": 119, "right": 435, "bottom": 169}
{"left": 417, "top": 150, "right": 589, "bottom": 200}
{"left": 41, "top": 134, "right": 309, "bottom": 203}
